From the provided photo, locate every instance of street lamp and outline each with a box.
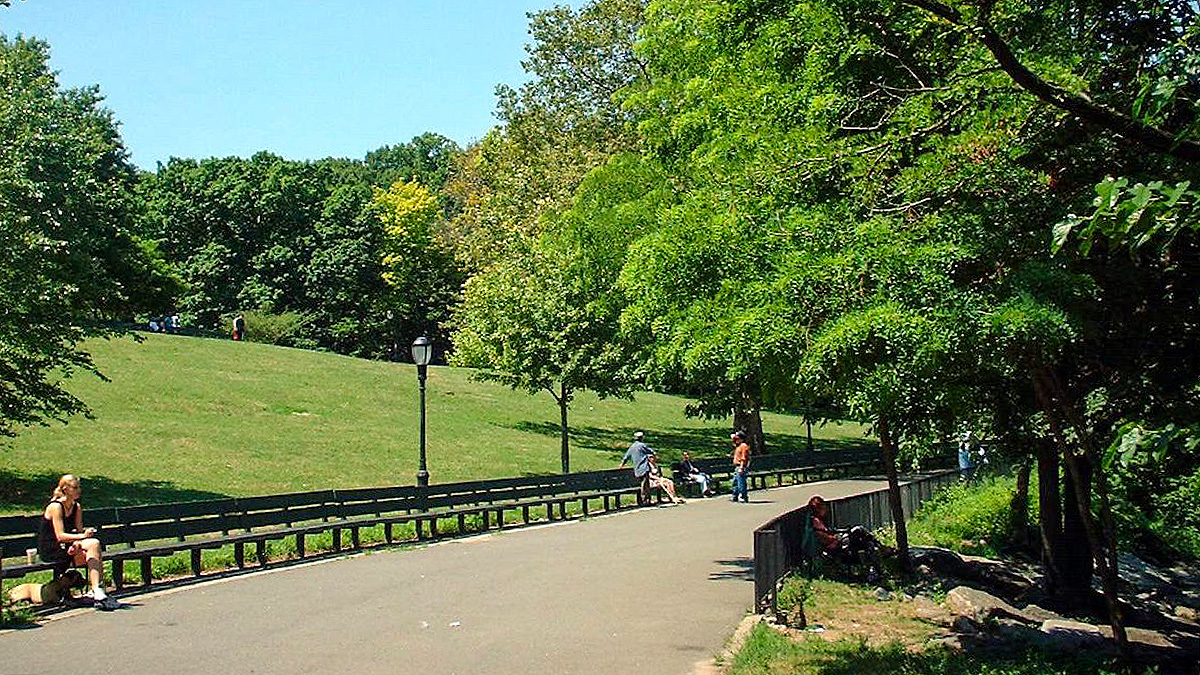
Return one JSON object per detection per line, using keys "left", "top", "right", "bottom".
{"left": 412, "top": 336, "right": 432, "bottom": 487}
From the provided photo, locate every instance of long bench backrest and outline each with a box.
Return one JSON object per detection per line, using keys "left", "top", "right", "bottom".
{"left": 2, "top": 451, "right": 876, "bottom": 558}
{"left": 690, "top": 447, "right": 879, "bottom": 475}
{"left": 1, "top": 506, "right": 122, "bottom": 559}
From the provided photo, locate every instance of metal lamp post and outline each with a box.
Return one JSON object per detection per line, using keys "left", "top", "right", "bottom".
{"left": 411, "top": 336, "right": 432, "bottom": 487}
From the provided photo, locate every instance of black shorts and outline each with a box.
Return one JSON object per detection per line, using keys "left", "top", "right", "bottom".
{"left": 39, "top": 543, "right": 72, "bottom": 575}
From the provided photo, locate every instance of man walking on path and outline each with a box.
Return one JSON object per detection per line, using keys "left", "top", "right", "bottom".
{"left": 730, "top": 431, "right": 750, "bottom": 502}
{"left": 620, "top": 431, "right": 657, "bottom": 503}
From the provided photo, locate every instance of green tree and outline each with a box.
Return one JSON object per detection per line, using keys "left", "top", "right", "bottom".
{"left": 371, "top": 181, "right": 464, "bottom": 353}
{"left": 0, "top": 35, "right": 163, "bottom": 434}
{"left": 449, "top": 156, "right": 656, "bottom": 472}
{"left": 443, "top": 0, "right": 648, "bottom": 272}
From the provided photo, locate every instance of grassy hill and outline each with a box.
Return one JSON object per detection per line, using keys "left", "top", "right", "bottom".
{"left": 0, "top": 333, "right": 870, "bottom": 512}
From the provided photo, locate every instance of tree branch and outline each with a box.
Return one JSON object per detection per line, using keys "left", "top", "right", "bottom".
{"left": 901, "top": 0, "right": 1200, "bottom": 162}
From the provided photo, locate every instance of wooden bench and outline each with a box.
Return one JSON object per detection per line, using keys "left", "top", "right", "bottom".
{"left": 1, "top": 470, "right": 652, "bottom": 593}
{"left": 1, "top": 451, "right": 880, "bottom": 596}
{"left": 675, "top": 448, "right": 881, "bottom": 497}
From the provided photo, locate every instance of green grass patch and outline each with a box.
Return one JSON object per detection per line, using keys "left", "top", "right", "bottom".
{"left": 891, "top": 474, "right": 1036, "bottom": 557}
{"left": 0, "top": 333, "right": 871, "bottom": 513}
{"left": 739, "top": 575, "right": 1137, "bottom": 675}
{"left": 728, "top": 623, "right": 1132, "bottom": 675}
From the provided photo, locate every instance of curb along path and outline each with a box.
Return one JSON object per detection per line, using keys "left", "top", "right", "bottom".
{"left": 0, "top": 478, "right": 891, "bottom": 675}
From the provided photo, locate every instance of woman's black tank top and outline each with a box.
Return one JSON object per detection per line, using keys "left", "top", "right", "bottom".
{"left": 37, "top": 500, "right": 79, "bottom": 556}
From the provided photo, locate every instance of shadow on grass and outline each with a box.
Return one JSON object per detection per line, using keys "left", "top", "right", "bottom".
{"left": 738, "top": 625, "right": 1137, "bottom": 675}
{"left": 0, "top": 469, "right": 231, "bottom": 514}
{"left": 504, "top": 422, "right": 875, "bottom": 461}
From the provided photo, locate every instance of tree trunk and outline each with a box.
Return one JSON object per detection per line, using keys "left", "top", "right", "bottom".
{"left": 1037, "top": 442, "right": 1067, "bottom": 598}
{"left": 1060, "top": 454, "right": 1094, "bottom": 598}
{"left": 733, "top": 389, "right": 767, "bottom": 455}
{"left": 1032, "top": 367, "right": 1128, "bottom": 654}
{"left": 1010, "top": 458, "right": 1031, "bottom": 549}
{"left": 877, "top": 417, "right": 911, "bottom": 572}
{"left": 559, "top": 383, "right": 571, "bottom": 474}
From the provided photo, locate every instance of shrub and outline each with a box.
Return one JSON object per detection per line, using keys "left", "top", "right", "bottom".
{"left": 240, "top": 310, "right": 311, "bottom": 347}
{"left": 1151, "top": 467, "right": 1200, "bottom": 559}
{"left": 901, "top": 474, "right": 1035, "bottom": 556}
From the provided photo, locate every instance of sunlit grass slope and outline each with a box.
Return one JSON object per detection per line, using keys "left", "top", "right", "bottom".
{"left": 0, "top": 333, "right": 870, "bottom": 511}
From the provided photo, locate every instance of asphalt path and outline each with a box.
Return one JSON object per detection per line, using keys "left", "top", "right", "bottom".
{"left": 0, "top": 478, "right": 890, "bottom": 675}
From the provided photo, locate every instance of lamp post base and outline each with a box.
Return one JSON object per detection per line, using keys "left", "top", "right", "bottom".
{"left": 416, "top": 470, "right": 430, "bottom": 487}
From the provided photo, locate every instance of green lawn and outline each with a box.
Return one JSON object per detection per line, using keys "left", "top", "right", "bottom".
{"left": 0, "top": 333, "right": 870, "bottom": 512}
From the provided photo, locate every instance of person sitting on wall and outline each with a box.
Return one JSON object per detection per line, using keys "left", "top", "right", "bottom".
{"left": 807, "top": 495, "right": 891, "bottom": 580}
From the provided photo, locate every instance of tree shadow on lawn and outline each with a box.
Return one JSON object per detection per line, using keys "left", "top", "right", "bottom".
{"left": 0, "top": 469, "right": 231, "bottom": 513}
{"left": 504, "top": 422, "right": 875, "bottom": 461}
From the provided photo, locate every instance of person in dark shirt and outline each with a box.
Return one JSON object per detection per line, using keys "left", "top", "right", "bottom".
{"left": 40, "top": 474, "right": 120, "bottom": 610}
{"left": 678, "top": 452, "right": 714, "bottom": 497}
{"left": 807, "top": 495, "right": 890, "bottom": 581}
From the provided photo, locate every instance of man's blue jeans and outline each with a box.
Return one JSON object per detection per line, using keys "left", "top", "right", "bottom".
{"left": 732, "top": 469, "right": 748, "bottom": 501}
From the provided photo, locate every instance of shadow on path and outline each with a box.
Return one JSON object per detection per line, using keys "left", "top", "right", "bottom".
{"left": 709, "top": 557, "right": 755, "bottom": 582}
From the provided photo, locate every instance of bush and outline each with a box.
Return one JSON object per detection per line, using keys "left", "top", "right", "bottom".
{"left": 901, "top": 474, "right": 1035, "bottom": 557}
{"left": 1152, "top": 467, "right": 1200, "bottom": 559}
{"left": 240, "top": 310, "right": 310, "bottom": 347}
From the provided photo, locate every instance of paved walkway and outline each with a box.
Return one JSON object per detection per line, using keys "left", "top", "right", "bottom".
{"left": 0, "top": 478, "right": 890, "bottom": 675}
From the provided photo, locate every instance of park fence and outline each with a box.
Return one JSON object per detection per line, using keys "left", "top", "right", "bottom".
{"left": 752, "top": 469, "right": 960, "bottom": 618}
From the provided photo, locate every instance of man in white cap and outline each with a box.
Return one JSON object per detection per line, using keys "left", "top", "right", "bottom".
{"left": 619, "top": 431, "right": 683, "bottom": 504}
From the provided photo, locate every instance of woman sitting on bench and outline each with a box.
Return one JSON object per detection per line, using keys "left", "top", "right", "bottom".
{"left": 39, "top": 474, "right": 119, "bottom": 610}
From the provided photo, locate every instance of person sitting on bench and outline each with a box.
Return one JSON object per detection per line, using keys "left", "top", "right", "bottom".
{"left": 647, "top": 455, "right": 685, "bottom": 504}
{"left": 677, "top": 452, "right": 714, "bottom": 497}
{"left": 7, "top": 569, "right": 84, "bottom": 606}
{"left": 39, "top": 474, "right": 120, "bottom": 610}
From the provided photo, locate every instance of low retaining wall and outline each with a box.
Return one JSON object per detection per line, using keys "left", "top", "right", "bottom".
{"left": 752, "top": 470, "right": 959, "bottom": 614}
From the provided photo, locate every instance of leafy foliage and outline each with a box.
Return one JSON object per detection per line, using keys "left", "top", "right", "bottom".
{"left": 0, "top": 36, "right": 170, "bottom": 435}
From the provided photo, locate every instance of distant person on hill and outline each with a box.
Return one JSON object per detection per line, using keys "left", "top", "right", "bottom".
{"left": 232, "top": 313, "right": 245, "bottom": 341}
{"left": 619, "top": 431, "right": 683, "bottom": 505}
{"left": 730, "top": 431, "right": 750, "bottom": 502}
{"left": 39, "top": 475, "right": 120, "bottom": 610}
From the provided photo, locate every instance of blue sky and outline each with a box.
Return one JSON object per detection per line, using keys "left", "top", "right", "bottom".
{"left": 0, "top": 1, "right": 565, "bottom": 169}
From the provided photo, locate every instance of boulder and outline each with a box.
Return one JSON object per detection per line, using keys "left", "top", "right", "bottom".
{"left": 944, "top": 586, "right": 1039, "bottom": 625}
{"left": 1039, "top": 619, "right": 1107, "bottom": 647}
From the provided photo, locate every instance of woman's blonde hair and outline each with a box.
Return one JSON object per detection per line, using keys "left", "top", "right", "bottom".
{"left": 52, "top": 474, "right": 79, "bottom": 501}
